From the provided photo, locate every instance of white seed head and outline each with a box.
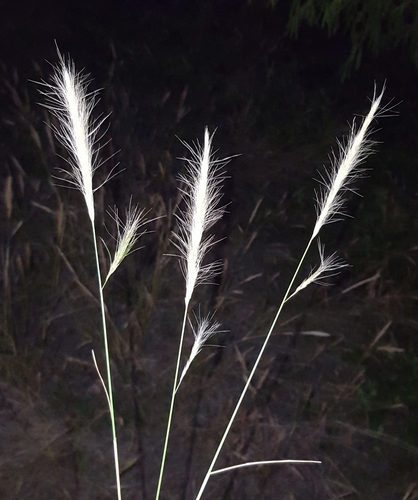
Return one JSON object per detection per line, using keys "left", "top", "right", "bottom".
{"left": 313, "top": 88, "right": 384, "bottom": 238}
{"left": 39, "top": 53, "right": 108, "bottom": 222}
{"left": 103, "top": 203, "right": 149, "bottom": 286}
{"left": 178, "top": 313, "right": 222, "bottom": 387}
{"left": 172, "top": 128, "right": 227, "bottom": 306}
{"left": 288, "top": 241, "right": 347, "bottom": 300}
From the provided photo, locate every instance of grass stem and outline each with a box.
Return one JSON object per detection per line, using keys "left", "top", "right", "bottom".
{"left": 194, "top": 238, "right": 313, "bottom": 500}
{"left": 155, "top": 306, "right": 188, "bottom": 500}
{"left": 92, "top": 222, "right": 122, "bottom": 500}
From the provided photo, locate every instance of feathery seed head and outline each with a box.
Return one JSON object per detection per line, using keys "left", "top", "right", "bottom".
{"left": 104, "top": 203, "right": 149, "bottom": 287}
{"left": 312, "top": 88, "right": 384, "bottom": 239}
{"left": 39, "top": 53, "right": 107, "bottom": 222}
{"left": 172, "top": 128, "right": 227, "bottom": 306}
{"left": 178, "top": 312, "right": 222, "bottom": 388}
{"left": 288, "top": 241, "right": 347, "bottom": 300}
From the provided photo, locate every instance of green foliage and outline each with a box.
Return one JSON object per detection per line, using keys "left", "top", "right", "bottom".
{"left": 267, "top": 0, "right": 418, "bottom": 75}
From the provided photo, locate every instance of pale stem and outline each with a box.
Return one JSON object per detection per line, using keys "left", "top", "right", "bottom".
{"left": 212, "top": 459, "right": 321, "bottom": 476}
{"left": 155, "top": 302, "right": 189, "bottom": 500}
{"left": 91, "top": 222, "right": 122, "bottom": 500}
{"left": 194, "top": 236, "right": 314, "bottom": 500}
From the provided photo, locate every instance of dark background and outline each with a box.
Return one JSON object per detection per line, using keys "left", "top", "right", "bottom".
{"left": 0, "top": 1, "right": 417, "bottom": 499}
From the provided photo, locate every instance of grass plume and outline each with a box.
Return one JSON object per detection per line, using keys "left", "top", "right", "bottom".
{"left": 177, "top": 312, "right": 223, "bottom": 390}
{"left": 312, "top": 89, "right": 384, "bottom": 238}
{"left": 155, "top": 128, "right": 226, "bottom": 500}
{"left": 103, "top": 203, "right": 149, "bottom": 287}
{"left": 38, "top": 52, "right": 106, "bottom": 222}
{"left": 172, "top": 128, "right": 226, "bottom": 306}
{"left": 39, "top": 52, "right": 149, "bottom": 500}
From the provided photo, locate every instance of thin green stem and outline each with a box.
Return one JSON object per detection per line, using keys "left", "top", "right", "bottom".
{"left": 155, "top": 303, "right": 189, "bottom": 500}
{"left": 195, "top": 237, "right": 315, "bottom": 500}
{"left": 91, "top": 222, "right": 122, "bottom": 500}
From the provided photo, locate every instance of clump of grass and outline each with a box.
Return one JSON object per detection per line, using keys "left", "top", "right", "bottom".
{"left": 39, "top": 49, "right": 387, "bottom": 500}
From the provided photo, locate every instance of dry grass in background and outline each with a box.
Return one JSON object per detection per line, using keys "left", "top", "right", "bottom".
{"left": 0, "top": 52, "right": 417, "bottom": 500}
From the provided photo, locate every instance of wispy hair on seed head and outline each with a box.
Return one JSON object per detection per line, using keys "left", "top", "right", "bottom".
{"left": 287, "top": 240, "right": 348, "bottom": 301}
{"left": 172, "top": 127, "right": 228, "bottom": 305}
{"left": 177, "top": 311, "right": 224, "bottom": 389}
{"left": 38, "top": 51, "right": 109, "bottom": 222}
{"left": 312, "top": 87, "right": 385, "bottom": 239}
{"left": 103, "top": 202, "right": 150, "bottom": 287}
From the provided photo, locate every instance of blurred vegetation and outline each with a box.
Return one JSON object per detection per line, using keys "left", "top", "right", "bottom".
{"left": 264, "top": 0, "right": 418, "bottom": 76}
